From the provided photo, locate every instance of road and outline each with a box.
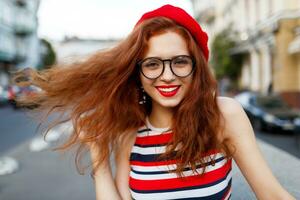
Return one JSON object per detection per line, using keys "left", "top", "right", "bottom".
{"left": 256, "top": 130, "right": 300, "bottom": 159}
{"left": 1, "top": 104, "right": 299, "bottom": 158}
{"left": 0, "top": 105, "right": 62, "bottom": 155}
{"left": 0, "top": 106, "right": 40, "bottom": 154}
{"left": 0, "top": 104, "right": 299, "bottom": 199}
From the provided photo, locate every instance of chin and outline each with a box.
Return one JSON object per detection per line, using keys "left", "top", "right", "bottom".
{"left": 155, "top": 99, "right": 182, "bottom": 108}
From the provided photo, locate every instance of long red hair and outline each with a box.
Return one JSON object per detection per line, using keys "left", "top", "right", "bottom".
{"left": 13, "top": 17, "right": 234, "bottom": 177}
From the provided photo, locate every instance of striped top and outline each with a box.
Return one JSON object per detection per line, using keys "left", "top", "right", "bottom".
{"left": 129, "top": 118, "right": 232, "bottom": 200}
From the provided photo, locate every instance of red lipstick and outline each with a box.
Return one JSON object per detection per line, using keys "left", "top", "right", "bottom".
{"left": 155, "top": 85, "right": 180, "bottom": 97}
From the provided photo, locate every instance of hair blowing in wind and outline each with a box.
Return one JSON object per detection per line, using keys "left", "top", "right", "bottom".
{"left": 12, "top": 17, "right": 235, "bottom": 177}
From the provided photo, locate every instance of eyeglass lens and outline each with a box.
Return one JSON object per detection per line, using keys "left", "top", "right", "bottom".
{"left": 140, "top": 55, "right": 194, "bottom": 79}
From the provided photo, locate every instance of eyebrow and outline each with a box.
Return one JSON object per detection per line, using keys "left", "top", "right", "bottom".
{"left": 142, "top": 54, "right": 190, "bottom": 60}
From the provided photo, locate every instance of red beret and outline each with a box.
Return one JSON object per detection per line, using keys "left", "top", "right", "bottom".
{"left": 135, "top": 4, "right": 209, "bottom": 61}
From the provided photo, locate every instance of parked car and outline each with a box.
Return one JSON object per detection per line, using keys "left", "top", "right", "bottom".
{"left": 234, "top": 91, "right": 300, "bottom": 134}
{"left": 8, "top": 85, "right": 41, "bottom": 109}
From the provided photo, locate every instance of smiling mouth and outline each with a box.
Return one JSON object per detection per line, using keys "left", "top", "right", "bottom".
{"left": 156, "top": 86, "right": 180, "bottom": 97}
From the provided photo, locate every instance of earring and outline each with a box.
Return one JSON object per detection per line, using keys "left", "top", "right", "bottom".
{"left": 139, "top": 86, "right": 147, "bottom": 105}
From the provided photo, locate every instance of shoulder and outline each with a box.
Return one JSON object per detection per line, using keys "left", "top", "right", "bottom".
{"left": 217, "top": 96, "right": 244, "bottom": 116}
{"left": 216, "top": 96, "right": 251, "bottom": 141}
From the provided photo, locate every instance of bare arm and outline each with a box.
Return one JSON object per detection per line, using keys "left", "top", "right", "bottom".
{"left": 218, "top": 97, "right": 295, "bottom": 200}
{"left": 114, "top": 132, "right": 137, "bottom": 200}
{"left": 90, "top": 143, "right": 122, "bottom": 200}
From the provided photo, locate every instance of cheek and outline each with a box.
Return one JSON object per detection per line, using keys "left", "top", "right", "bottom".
{"left": 181, "top": 77, "right": 193, "bottom": 95}
{"left": 183, "top": 76, "right": 193, "bottom": 88}
{"left": 140, "top": 74, "right": 154, "bottom": 91}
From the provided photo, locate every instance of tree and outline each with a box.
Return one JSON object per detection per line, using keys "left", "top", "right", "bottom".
{"left": 38, "top": 39, "right": 56, "bottom": 70}
{"left": 211, "top": 28, "right": 243, "bottom": 88}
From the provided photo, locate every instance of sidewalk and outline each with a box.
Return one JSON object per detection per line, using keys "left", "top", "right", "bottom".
{"left": 231, "top": 139, "right": 300, "bottom": 199}
{"left": 0, "top": 133, "right": 299, "bottom": 200}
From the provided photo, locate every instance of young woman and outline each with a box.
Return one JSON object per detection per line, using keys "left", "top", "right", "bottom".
{"left": 14, "top": 4, "right": 295, "bottom": 200}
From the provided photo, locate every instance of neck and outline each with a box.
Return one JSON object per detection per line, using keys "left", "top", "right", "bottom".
{"left": 149, "top": 101, "right": 174, "bottom": 128}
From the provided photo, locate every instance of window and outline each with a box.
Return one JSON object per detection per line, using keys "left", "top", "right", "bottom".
{"left": 255, "top": 0, "right": 261, "bottom": 23}
{"left": 268, "top": 0, "right": 273, "bottom": 16}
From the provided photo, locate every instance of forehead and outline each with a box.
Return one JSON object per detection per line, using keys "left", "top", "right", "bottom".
{"left": 144, "top": 31, "right": 189, "bottom": 59}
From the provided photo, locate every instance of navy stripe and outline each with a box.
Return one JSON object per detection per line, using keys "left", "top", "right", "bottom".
{"left": 137, "top": 127, "right": 172, "bottom": 134}
{"left": 131, "top": 179, "right": 231, "bottom": 200}
{"left": 130, "top": 151, "right": 178, "bottom": 162}
{"left": 130, "top": 169, "right": 231, "bottom": 194}
{"left": 131, "top": 156, "right": 225, "bottom": 175}
{"left": 137, "top": 128, "right": 151, "bottom": 133}
{"left": 130, "top": 151, "right": 225, "bottom": 165}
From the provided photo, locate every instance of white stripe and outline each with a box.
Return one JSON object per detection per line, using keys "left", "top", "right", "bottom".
{"left": 131, "top": 145, "right": 167, "bottom": 155}
{"left": 137, "top": 129, "right": 171, "bottom": 137}
{"left": 130, "top": 171, "right": 232, "bottom": 200}
{"left": 131, "top": 153, "right": 225, "bottom": 172}
{"left": 130, "top": 157, "right": 228, "bottom": 180}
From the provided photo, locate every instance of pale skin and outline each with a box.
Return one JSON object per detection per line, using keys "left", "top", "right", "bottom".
{"left": 90, "top": 31, "right": 295, "bottom": 200}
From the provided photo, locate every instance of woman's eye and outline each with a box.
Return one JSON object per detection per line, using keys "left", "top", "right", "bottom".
{"left": 145, "top": 62, "right": 159, "bottom": 67}
{"left": 174, "top": 59, "right": 188, "bottom": 65}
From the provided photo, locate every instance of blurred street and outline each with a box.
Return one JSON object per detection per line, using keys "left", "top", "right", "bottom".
{"left": 0, "top": 106, "right": 39, "bottom": 154}
{"left": 0, "top": 104, "right": 96, "bottom": 200}
{"left": 0, "top": 104, "right": 300, "bottom": 199}
{"left": 1, "top": 0, "right": 300, "bottom": 199}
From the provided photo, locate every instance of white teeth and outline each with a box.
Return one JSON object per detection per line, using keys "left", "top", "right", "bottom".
{"left": 157, "top": 87, "right": 178, "bottom": 92}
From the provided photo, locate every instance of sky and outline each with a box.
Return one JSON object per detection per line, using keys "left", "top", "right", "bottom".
{"left": 37, "top": 0, "right": 193, "bottom": 41}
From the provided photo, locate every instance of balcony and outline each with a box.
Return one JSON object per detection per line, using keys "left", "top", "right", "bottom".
{"left": 0, "top": 32, "right": 16, "bottom": 62}
{"left": 14, "top": 8, "right": 36, "bottom": 35}
{"left": 0, "top": 51, "right": 15, "bottom": 62}
{"left": 15, "top": 0, "right": 27, "bottom": 7}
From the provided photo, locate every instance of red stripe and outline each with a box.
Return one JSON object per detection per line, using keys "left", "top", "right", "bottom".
{"left": 130, "top": 160, "right": 178, "bottom": 166}
{"left": 129, "top": 159, "right": 232, "bottom": 191}
{"left": 135, "top": 134, "right": 220, "bottom": 157}
{"left": 200, "top": 149, "right": 220, "bottom": 157}
{"left": 135, "top": 133, "right": 173, "bottom": 146}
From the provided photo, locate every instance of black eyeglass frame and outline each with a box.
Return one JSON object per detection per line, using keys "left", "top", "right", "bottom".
{"left": 137, "top": 55, "right": 196, "bottom": 80}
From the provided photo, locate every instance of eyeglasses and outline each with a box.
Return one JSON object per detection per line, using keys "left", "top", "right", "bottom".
{"left": 137, "top": 55, "right": 195, "bottom": 79}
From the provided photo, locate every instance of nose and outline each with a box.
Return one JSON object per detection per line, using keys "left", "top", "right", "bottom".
{"left": 161, "top": 61, "right": 175, "bottom": 81}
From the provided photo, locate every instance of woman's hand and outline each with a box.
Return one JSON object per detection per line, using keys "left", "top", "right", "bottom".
{"left": 88, "top": 142, "right": 123, "bottom": 200}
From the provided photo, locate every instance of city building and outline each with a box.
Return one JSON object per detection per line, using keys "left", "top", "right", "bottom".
{"left": 53, "top": 36, "right": 119, "bottom": 64}
{"left": 0, "top": 0, "right": 40, "bottom": 87}
{"left": 191, "top": 0, "right": 300, "bottom": 108}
